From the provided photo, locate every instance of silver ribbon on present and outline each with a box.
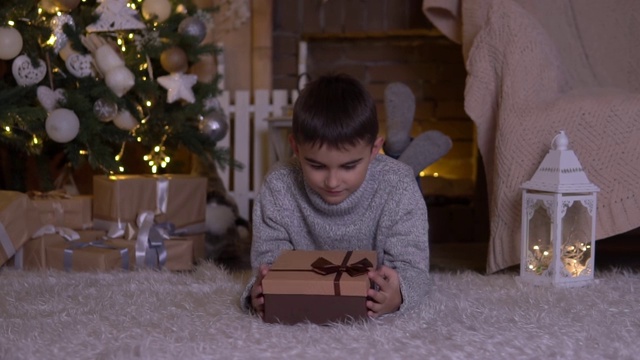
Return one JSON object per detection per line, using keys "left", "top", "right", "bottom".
{"left": 156, "top": 176, "right": 169, "bottom": 215}
{"left": 32, "top": 224, "right": 80, "bottom": 241}
{"left": 0, "top": 223, "right": 15, "bottom": 260}
{"left": 62, "top": 240, "right": 129, "bottom": 272}
{"left": 135, "top": 211, "right": 170, "bottom": 270}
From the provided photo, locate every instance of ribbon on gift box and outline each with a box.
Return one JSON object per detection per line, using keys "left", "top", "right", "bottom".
{"left": 270, "top": 251, "right": 374, "bottom": 296}
{"left": 311, "top": 256, "right": 373, "bottom": 277}
{"left": 63, "top": 240, "right": 129, "bottom": 272}
{"left": 32, "top": 224, "right": 80, "bottom": 241}
{"left": 13, "top": 225, "right": 81, "bottom": 269}
{"left": 0, "top": 223, "right": 15, "bottom": 260}
{"left": 135, "top": 210, "right": 173, "bottom": 270}
{"left": 310, "top": 251, "right": 373, "bottom": 296}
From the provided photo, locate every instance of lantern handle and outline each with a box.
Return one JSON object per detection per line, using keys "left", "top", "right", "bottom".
{"left": 552, "top": 130, "right": 569, "bottom": 151}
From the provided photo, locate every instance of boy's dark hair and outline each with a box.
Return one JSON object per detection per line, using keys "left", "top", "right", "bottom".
{"left": 292, "top": 73, "right": 378, "bottom": 149}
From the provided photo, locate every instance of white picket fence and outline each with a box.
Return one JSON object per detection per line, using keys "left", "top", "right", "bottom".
{"left": 215, "top": 89, "right": 299, "bottom": 220}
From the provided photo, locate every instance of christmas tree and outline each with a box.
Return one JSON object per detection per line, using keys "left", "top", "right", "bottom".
{"left": 0, "top": 0, "right": 234, "bottom": 191}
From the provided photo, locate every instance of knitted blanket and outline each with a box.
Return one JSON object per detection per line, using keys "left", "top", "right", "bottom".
{"left": 423, "top": 0, "right": 640, "bottom": 272}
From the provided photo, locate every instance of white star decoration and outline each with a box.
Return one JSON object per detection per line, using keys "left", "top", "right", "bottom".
{"left": 87, "top": 0, "right": 145, "bottom": 32}
{"left": 157, "top": 73, "right": 198, "bottom": 103}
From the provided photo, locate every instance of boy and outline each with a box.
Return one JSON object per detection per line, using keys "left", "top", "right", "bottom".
{"left": 241, "top": 74, "right": 429, "bottom": 319}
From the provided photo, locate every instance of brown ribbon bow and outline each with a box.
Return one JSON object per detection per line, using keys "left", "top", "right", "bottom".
{"left": 311, "top": 256, "right": 373, "bottom": 277}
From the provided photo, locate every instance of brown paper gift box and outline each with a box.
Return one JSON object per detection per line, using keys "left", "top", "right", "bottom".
{"left": 0, "top": 191, "right": 43, "bottom": 266}
{"left": 106, "top": 237, "right": 194, "bottom": 271}
{"left": 31, "top": 195, "right": 93, "bottom": 230}
{"left": 45, "top": 231, "right": 129, "bottom": 272}
{"left": 262, "top": 250, "right": 377, "bottom": 325}
{"left": 19, "top": 229, "right": 107, "bottom": 270}
{"left": 92, "top": 174, "right": 206, "bottom": 231}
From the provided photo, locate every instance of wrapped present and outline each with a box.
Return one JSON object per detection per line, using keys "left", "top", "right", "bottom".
{"left": 92, "top": 174, "right": 206, "bottom": 235}
{"left": 262, "top": 250, "right": 377, "bottom": 325}
{"left": 29, "top": 191, "right": 93, "bottom": 230}
{"left": 16, "top": 229, "right": 106, "bottom": 270}
{"left": 106, "top": 237, "right": 194, "bottom": 271}
{"left": 189, "top": 233, "right": 206, "bottom": 263}
{"left": 45, "top": 237, "right": 129, "bottom": 272}
{"left": 0, "top": 191, "right": 43, "bottom": 266}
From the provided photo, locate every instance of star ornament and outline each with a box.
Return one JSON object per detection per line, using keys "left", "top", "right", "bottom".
{"left": 87, "top": 0, "right": 145, "bottom": 32}
{"left": 157, "top": 73, "right": 198, "bottom": 103}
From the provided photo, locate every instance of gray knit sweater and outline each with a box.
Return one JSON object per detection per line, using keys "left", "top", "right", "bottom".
{"left": 240, "top": 154, "right": 430, "bottom": 313}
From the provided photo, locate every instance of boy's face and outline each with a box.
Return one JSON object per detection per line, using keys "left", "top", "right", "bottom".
{"left": 290, "top": 136, "right": 384, "bottom": 205}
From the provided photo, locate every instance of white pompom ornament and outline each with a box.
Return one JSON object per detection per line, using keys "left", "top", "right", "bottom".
{"left": 113, "top": 110, "right": 139, "bottom": 131}
{"left": 105, "top": 67, "right": 135, "bottom": 97}
{"left": 46, "top": 108, "right": 80, "bottom": 143}
{"left": 142, "top": 0, "right": 172, "bottom": 22}
{"left": 0, "top": 27, "right": 24, "bottom": 60}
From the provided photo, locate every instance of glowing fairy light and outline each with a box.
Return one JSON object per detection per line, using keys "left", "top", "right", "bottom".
{"left": 144, "top": 135, "right": 170, "bottom": 173}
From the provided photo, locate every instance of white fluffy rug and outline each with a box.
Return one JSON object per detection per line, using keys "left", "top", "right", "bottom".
{"left": 1, "top": 264, "right": 639, "bottom": 360}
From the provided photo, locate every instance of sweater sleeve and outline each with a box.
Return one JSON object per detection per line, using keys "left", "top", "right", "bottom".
{"left": 378, "top": 175, "right": 430, "bottom": 313}
{"left": 239, "top": 172, "right": 294, "bottom": 312}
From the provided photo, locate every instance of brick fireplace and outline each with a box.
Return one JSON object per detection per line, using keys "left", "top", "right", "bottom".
{"left": 271, "top": 0, "right": 488, "bottom": 243}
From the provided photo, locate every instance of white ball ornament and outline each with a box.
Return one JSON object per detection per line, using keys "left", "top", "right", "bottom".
{"left": 0, "top": 27, "right": 24, "bottom": 60}
{"left": 142, "top": 0, "right": 172, "bottom": 23}
{"left": 113, "top": 110, "right": 139, "bottom": 131}
{"left": 46, "top": 108, "right": 80, "bottom": 143}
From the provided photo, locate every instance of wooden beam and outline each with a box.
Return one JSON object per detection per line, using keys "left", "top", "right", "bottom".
{"left": 251, "top": 0, "right": 273, "bottom": 90}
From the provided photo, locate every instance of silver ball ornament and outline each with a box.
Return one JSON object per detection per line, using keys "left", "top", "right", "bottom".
{"left": 93, "top": 98, "right": 118, "bottom": 122}
{"left": 178, "top": 17, "right": 207, "bottom": 43}
{"left": 200, "top": 111, "right": 228, "bottom": 142}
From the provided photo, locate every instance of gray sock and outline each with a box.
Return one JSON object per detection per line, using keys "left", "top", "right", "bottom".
{"left": 398, "top": 130, "right": 453, "bottom": 177}
{"left": 383, "top": 82, "right": 415, "bottom": 157}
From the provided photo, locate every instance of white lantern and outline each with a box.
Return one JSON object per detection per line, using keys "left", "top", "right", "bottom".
{"left": 520, "top": 130, "right": 599, "bottom": 287}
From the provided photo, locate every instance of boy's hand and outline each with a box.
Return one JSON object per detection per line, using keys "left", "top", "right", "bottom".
{"left": 366, "top": 266, "right": 402, "bottom": 318}
{"left": 250, "top": 264, "right": 270, "bottom": 318}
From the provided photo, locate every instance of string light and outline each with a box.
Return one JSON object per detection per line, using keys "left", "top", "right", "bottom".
{"left": 143, "top": 135, "right": 171, "bottom": 173}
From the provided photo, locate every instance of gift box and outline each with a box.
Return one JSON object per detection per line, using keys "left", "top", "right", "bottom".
{"left": 92, "top": 174, "right": 206, "bottom": 232}
{"left": 0, "top": 191, "right": 43, "bottom": 266}
{"left": 189, "top": 233, "right": 206, "bottom": 263}
{"left": 45, "top": 230, "right": 129, "bottom": 272}
{"left": 17, "top": 229, "right": 106, "bottom": 270}
{"left": 262, "top": 250, "right": 377, "bottom": 325}
{"left": 106, "top": 237, "right": 194, "bottom": 271}
{"left": 30, "top": 192, "right": 93, "bottom": 230}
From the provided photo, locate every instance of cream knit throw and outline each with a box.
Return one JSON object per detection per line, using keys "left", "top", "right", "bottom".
{"left": 423, "top": 0, "right": 640, "bottom": 272}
